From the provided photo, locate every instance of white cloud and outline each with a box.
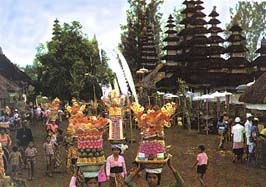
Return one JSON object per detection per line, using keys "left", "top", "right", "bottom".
{"left": 0, "top": 0, "right": 261, "bottom": 67}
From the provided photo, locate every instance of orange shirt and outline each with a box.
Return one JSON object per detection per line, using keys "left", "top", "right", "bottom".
{"left": 0, "top": 134, "right": 11, "bottom": 147}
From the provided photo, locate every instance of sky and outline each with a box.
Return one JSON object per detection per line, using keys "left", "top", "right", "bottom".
{"left": 0, "top": 0, "right": 263, "bottom": 67}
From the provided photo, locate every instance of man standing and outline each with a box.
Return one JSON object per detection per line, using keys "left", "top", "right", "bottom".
{"left": 16, "top": 120, "right": 33, "bottom": 150}
{"left": 217, "top": 116, "right": 228, "bottom": 150}
{"left": 244, "top": 113, "right": 253, "bottom": 159}
{"left": 231, "top": 117, "right": 245, "bottom": 163}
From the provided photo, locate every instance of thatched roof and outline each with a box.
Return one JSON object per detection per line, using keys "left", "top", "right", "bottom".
{"left": 0, "top": 74, "right": 21, "bottom": 98}
{"left": 0, "top": 54, "right": 31, "bottom": 83}
{"left": 0, "top": 74, "right": 20, "bottom": 92}
{"left": 239, "top": 72, "right": 266, "bottom": 104}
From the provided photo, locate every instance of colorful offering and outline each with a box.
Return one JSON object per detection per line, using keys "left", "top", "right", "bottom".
{"left": 131, "top": 102, "right": 176, "bottom": 164}
{"left": 65, "top": 99, "right": 108, "bottom": 167}
{"left": 102, "top": 90, "right": 126, "bottom": 142}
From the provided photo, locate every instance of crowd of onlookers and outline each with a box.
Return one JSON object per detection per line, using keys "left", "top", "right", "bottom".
{"left": 217, "top": 112, "right": 266, "bottom": 168}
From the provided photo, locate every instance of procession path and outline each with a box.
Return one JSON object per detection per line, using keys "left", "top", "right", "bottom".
{"left": 9, "top": 120, "right": 266, "bottom": 187}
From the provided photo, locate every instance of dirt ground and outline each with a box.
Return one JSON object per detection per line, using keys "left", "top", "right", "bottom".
{"left": 8, "top": 120, "right": 266, "bottom": 187}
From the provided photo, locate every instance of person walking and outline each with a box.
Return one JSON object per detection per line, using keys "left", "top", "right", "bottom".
{"left": 25, "top": 142, "right": 37, "bottom": 180}
{"left": 192, "top": 145, "right": 208, "bottom": 187}
{"left": 43, "top": 135, "right": 55, "bottom": 177}
{"left": 16, "top": 120, "right": 33, "bottom": 165}
{"left": 217, "top": 116, "right": 228, "bottom": 150}
{"left": 9, "top": 146, "right": 23, "bottom": 178}
{"left": 231, "top": 117, "right": 245, "bottom": 163}
{"left": 106, "top": 144, "right": 127, "bottom": 187}
{"left": 244, "top": 113, "right": 253, "bottom": 160}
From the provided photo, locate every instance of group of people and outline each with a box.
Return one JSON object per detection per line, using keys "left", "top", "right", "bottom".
{"left": 69, "top": 144, "right": 185, "bottom": 187}
{"left": 217, "top": 112, "right": 266, "bottom": 168}
{"left": 0, "top": 106, "right": 37, "bottom": 183}
{"left": 43, "top": 116, "right": 65, "bottom": 177}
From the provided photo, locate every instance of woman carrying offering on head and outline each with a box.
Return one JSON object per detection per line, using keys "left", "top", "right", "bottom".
{"left": 69, "top": 167, "right": 100, "bottom": 187}
{"left": 125, "top": 154, "right": 184, "bottom": 187}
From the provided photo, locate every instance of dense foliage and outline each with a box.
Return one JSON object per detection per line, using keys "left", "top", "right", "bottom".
{"left": 228, "top": 1, "right": 266, "bottom": 61}
{"left": 28, "top": 20, "right": 114, "bottom": 101}
{"left": 120, "top": 0, "right": 164, "bottom": 73}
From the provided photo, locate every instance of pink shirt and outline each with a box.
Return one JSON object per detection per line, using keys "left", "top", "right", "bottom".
{"left": 197, "top": 152, "right": 208, "bottom": 165}
{"left": 69, "top": 176, "right": 77, "bottom": 187}
{"left": 106, "top": 155, "right": 127, "bottom": 177}
{"left": 46, "top": 123, "right": 58, "bottom": 133}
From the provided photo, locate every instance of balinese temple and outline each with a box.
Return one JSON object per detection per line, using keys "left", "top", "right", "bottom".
{"left": 207, "top": 6, "right": 225, "bottom": 66}
{"left": 186, "top": 0, "right": 209, "bottom": 68}
{"left": 253, "top": 37, "right": 266, "bottom": 77}
{"left": 155, "top": 15, "right": 179, "bottom": 90}
{"left": 156, "top": 0, "right": 254, "bottom": 93}
{"left": 156, "top": 0, "right": 198, "bottom": 91}
{"left": 225, "top": 24, "right": 249, "bottom": 67}
{"left": 121, "top": 21, "right": 138, "bottom": 71}
{"left": 140, "top": 25, "right": 159, "bottom": 69}
{"left": 178, "top": 0, "right": 197, "bottom": 62}
{"left": 162, "top": 14, "right": 178, "bottom": 65}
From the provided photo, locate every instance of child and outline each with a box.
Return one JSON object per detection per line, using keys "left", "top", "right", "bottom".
{"left": 43, "top": 135, "right": 55, "bottom": 177}
{"left": 9, "top": 146, "right": 23, "bottom": 178}
{"left": 25, "top": 142, "right": 37, "bottom": 180}
{"left": 192, "top": 145, "right": 208, "bottom": 187}
{"left": 247, "top": 137, "right": 256, "bottom": 167}
{"left": 67, "top": 137, "right": 78, "bottom": 174}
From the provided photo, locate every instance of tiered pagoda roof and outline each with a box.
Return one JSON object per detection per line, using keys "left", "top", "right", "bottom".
{"left": 162, "top": 14, "right": 178, "bottom": 63}
{"left": 185, "top": 1, "right": 209, "bottom": 66}
{"left": 140, "top": 26, "right": 158, "bottom": 69}
{"left": 156, "top": 1, "right": 257, "bottom": 92}
{"left": 177, "top": 0, "right": 197, "bottom": 62}
{"left": 252, "top": 37, "right": 266, "bottom": 77}
{"left": 121, "top": 21, "right": 138, "bottom": 66}
{"left": 225, "top": 24, "right": 249, "bottom": 66}
{"left": 206, "top": 6, "right": 225, "bottom": 66}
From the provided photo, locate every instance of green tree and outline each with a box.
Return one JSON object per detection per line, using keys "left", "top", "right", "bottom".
{"left": 120, "top": 0, "right": 164, "bottom": 73}
{"left": 36, "top": 20, "right": 114, "bottom": 101}
{"left": 172, "top": 7, "right": 185, "bottom": 33}
{"left": 227, "top": 1, "right": 266, "bottom": 61}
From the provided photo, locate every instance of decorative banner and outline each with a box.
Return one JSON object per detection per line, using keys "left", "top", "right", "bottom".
{"left": 108, "top": 117, "right": 124, "bottom": 141}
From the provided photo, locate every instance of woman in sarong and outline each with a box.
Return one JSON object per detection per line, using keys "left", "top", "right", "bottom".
{"left": 106, "top": 144, "right": 127, "bottom": 187}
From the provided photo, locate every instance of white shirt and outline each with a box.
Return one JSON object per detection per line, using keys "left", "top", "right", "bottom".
{"left": 231, "top": 123, "right": 245, "bottom": 143}
{"left": 244, "top": 120, "right": 252, "bottom": 145}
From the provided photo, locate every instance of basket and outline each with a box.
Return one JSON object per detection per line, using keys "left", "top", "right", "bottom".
{"left": 108, "top": 138, "right": 125, "bottom": 143}
{"left": 135, "top": 157, "right": 169, "bottom": 164}
{"left": 135, "top": 157, "right": 168, "bottom": 169}
{"left": 77, "top": 163, "right": 105, "bottom": 172}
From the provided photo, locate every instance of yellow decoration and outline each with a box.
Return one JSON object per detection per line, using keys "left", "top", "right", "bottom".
{"left": 130, "top": 102, "right": 176, "bottom": 135}
{"left": 109, "top": 107, "right": 122, "bottom": 116}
